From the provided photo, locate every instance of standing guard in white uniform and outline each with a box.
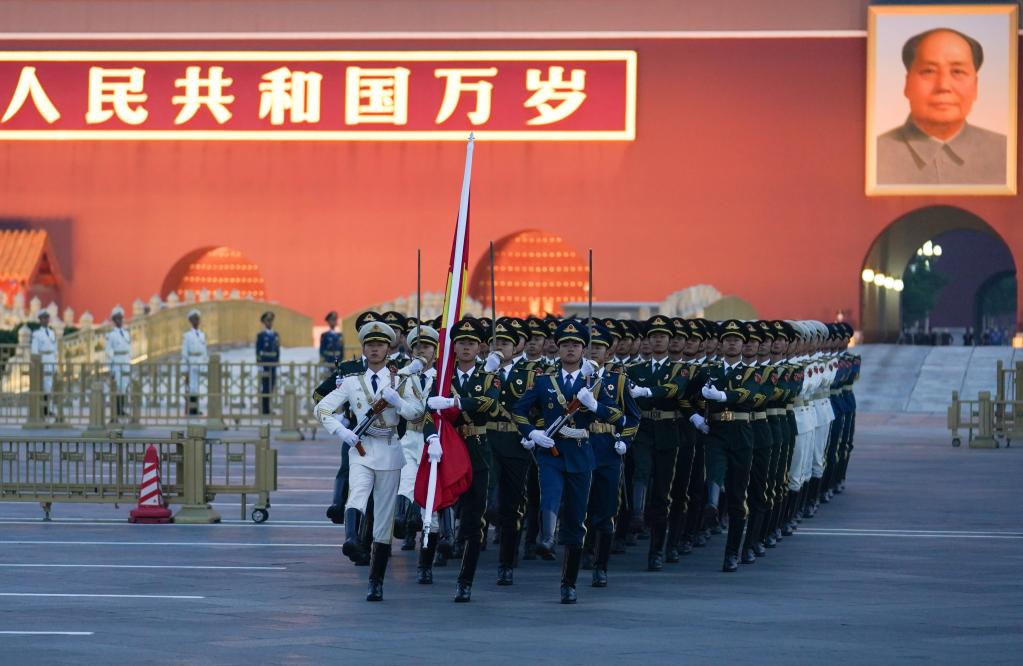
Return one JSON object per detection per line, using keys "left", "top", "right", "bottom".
{"left": 105, "top": 305, "right": 132, "bottom": 417}
{"left": 30, "top": 311, "right": 58, "bottom": 416}
{"left": 315, "top": 321, "right": 420, "bottom": 602}
{"left": 181, "top": 309, "right": 208, "bottom": 416}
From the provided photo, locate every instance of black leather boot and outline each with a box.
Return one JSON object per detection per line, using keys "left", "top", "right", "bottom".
{"left": 723, "top": 515, "right": 746, "bottom": 573}
{"left": 455, "top": 537, "right": 482, "bottom": 602}
{"left": 497, "top": 528, "right": 517, "bottom": 586}
{"left": 393, "top": 496, "right": 410, "bottom": 540}
{"left": 341, "top": 508, "right": 366, "bottom": 564}
{"left": 561, "top": 544, "right": 582, "bottom": 604}
{"left": 591, "top": 532, "right": 611, "bottom": 588}
{"left": 702, "top": 482, "right": 721, "bottom": 531}
{"left": 366, "top": 542, "right": 391, "bottom": 601}
{"left": 647, "top": 521, "right": 667, "bottom": 571}
{"left": 743, "top": 510, "right": 766, "bottom": 562}
{"left": 536, "top": 510, "right": 558, "bottom": 560}
{"left": 358, "top": 506, "right": 374, "bottom": 566}
{"left": 437, "top": 507, "right": 455, "bottom": 560}
{"left": 418, "top": 532, "right": 437, "bottom": 584}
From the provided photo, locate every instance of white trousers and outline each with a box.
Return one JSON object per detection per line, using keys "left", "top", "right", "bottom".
{"left": 788, "top": 429, "right": 814, "bottom": 491}
{"left": 346, "top": 465, "right": 400, "bottom": 544}
{"left": 111, "top": 362, "right": 131, "bottom": 394}
{"left": 811, "top": 422, "right": 831, "bottom": 479}
{"left": 185, "top": 364, "right": 204, "bottom": 396}
{"left": 398, "top": 432, "right": 424, "bottom": 501}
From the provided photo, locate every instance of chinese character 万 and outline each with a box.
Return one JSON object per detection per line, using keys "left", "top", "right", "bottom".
{"left": 172, "top": 66, "right": 235, "bottom": 125}
{"left": 85, "top": 66, "right": 148, "bottom": 125}
{"left": 345, "top": 67, "right": 410, "bottom": 125}
{"left": 258, "top": 67, "right": 323, "bottom": 125}
{"left": 1, "top": 66, "right": 60, "bottom": 124}
{"left": 434, "top": 67, "right": 498, "bottom": 125}
{"left": 524, "top": 66, "right": 587, "bottom": 126}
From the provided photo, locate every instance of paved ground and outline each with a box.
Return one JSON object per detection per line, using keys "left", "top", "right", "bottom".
{"left": 1, "top": 413, "right": 1021, "bottom": 664}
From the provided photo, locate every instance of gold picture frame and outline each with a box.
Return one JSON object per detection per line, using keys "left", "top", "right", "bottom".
{"left": 866, "top": 4, "right": 1018, "bottom": 195}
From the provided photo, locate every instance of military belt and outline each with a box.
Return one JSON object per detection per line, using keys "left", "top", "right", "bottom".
{"left": 710, "top": 411, "right": 750, "bottom": 423}
{"left": 830, "top": 390, "right": 842, "bottom": 396}
{"left": 458, "top": 425, "right": 487, "bottom": 438}
{"left": 641, "top": 409, "right": 680, "bottom": 421}
{"left": 486, "top": 421, "right": 518, "bottom": 433}
{"left": 752, "top": 412, "right": 768, "bottom": 421}
{"left": 406, "top": 421, "right": 425, "bottom": 433}
{"left": 766, "top": 408, "right": 787, "bottom": 417}
{"left": 792, "top": 398, "right": 806, "bottom": 407}
{"left": 785, "top": 406, "right": 795, "bottom": 412}
{"left": 842, "top": 386, "right": 852, "bottom": 392}
{"left": 589, "top": 423, "right": 615, "bottom": 434}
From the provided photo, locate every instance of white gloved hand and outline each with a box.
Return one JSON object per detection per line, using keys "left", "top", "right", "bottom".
{"left": 630, "top": 385, "right": 652, "bottom": 399}
{"left": 580, "top": 359, "right": 595, "bottom": 379}
{"left": 614, "top": 440, "right": 627, "bottom": 455}
{"left": 335, "top": 375, "right": 343, "bottom": 389}
{"left": 483, "top": 352, "right": 503, "bottom": 373}
{"left": 576, "top": 387, "right": 598, "bottom": 411}
{"left": 521, "top": 437, "right": 535, "bottom": 451}
{"left": 398, "top": 358, "right": 425, "bottom": 376}
{"left": 690, "top": 413, "right": 710, "bottom": 434}
{"left": 560, "top": 426, "right": 587, "bottom": 439}
{"left": 529, "top": 429, "right": 555, "bottom": 449}
{"left": 337, "top": 427, "right": 359, "bottom": 447}
{"left": 427, "top": 435, "right": 442, "bottom": 463}
{"left": 424, "top": 368, "right": 437, "bottom": 379}
{"left": 382, "top": 387, "right": 403, "bottom": 408}
{"left": 427, "top": 396, "right": 457, "bottom": 410}
{"left": 702, "top": 385, "right": 727, "bottom": 402}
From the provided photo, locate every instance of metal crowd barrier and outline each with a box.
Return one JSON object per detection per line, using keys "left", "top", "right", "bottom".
{"left": 0, "top": 354, "right": 332, "bottom": 439}
{"left": 0, "top": 425, "right": 277, "bottom": 523}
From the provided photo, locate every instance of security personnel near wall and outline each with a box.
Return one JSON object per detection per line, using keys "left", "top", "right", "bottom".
{"left": 30, "top": 310, "right": 58, "bottom": 417}
{"left": 688, "top": 319, "right": 759, "bottom": 572}
{"left": 583, "top": 320, "right": 639, "bottom": 588}
{"left": 105, "top": 305, "right": 132, "bottom": 418}
{"left": 423, "top": 317, "right": 501, "bottom": 603}
{"left": 315, "top": 320, "right": 406, "bottom": 602}
{"left": 319, "top": 311, "right": 343, "bottom": 372}
{"left": 513, "top": 318, "right": 624, "bottom": 604}
{"left": 256, "top": 311, "right": 280, "bottom": 415}
{"left": 181, "top": 309, "right": 208, "bottom": 416}
{"left": 626, "top": 315, "right": 688, "bottom": 571}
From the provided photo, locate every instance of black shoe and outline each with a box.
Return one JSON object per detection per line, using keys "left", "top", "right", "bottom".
{"left": 497, "top": 566, "right": 514, "bottom": 586}
{"left": 536, "top": 540, "right": 557, "bottom": 561}
{"left": 781, "top": 523, "right": 795, "bottom": 537}
{"left": 417, "top": 567, "right": 433, "bottom": 584}
{"left": 741, "top": 548, "right": 756, "bottom": 565}
{"left": 679, "top": 538, "right": 694, "bottom": 555}
{"left": 326, "top": 504, "right": 345, "bottom": 524}
{"left": 722, "top": 553, "right": 739, "bottom": 572}
{"left": 522, "top": 543, "right": 537, "bottom": 560}
{"left": 561, "top": 544, "right": 582, "bottom": 604}
{"left": 454, "top": 582, "right": 472, "bottom": 603}
{"left": 366, "top": 543, "right": 391, "bottom": 601}
{"left": 752, "top": 541, "right": 767, "bottom": 557}
{"left": 592, "top": 567, "right": 607, "bottom": 588}
{"left": 366, "top": 580, "right": 383, "bottom": 601}
{"left": 401, "top": 533, "right": 416, "bottom": 551}
{"left": 342, "top": 508, "right": 366, "bottom": 564}
{"left": 693, "top": 533, "right": 708, "bottom": 548}
{"left": 647, "top": 552, "right": 664, "bottom": 571}
{"left": 665, "top": 545, "right": 679, "bottom": 564}
{"left": 581, "top": 551, "right": 594, "bottom": 571}
{"left": 393, "top": 497, "right": 410, "bottom": 540}
{"left": 434, "top": 551, "right": 448, "bottom": 567}
{"left": 764, "top": 532, "right": 778, "bottom": 549}
{"left": 560, "top": 584, "right": 577, "bottom": 604}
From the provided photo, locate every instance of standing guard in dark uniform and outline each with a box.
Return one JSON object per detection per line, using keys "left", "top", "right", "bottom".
{"left": 688, "top": 320, "right": 760, "bottom": 572}
{"left": 513, "top": 319, "right": 623, "bottom": 604}
{"left": 256, "top": 311, "right": 280, "bottom": 416}
{"left": 737, "top": 321, "right": 774, "bottom": 565}
{"left": 425, "top": 317, "right": 501, "bottom": 603}
{"left": 319, "top": 311, "right": 343, "bottom": 374}
{"left": 626, "top": 315, "right": 687, "bottom": 571}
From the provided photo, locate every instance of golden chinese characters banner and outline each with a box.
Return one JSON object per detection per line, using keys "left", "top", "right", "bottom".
{"left": 0, "top": 50, "right": 636, "bottom": 140}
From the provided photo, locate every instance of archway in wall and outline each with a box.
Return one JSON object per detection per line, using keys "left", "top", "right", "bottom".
{"left": 161, "top": 246, "right": 268, "bottom": 300}
{"left": 860, "top": 206, "right": 1016, "bottom": 343}
{"left": 468, "top": 229, "right": 588, "bottom": 318}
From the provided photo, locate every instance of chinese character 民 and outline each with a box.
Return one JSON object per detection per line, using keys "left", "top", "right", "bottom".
{"left": 172, "top": 66, "right": 235, "bottom": 125}
{"left": 1, "top": 66, "right": 60, "bottom": 124}
{"left": 434, "top": 67, "right": 498, "bottom": 125}
{"left": 524, "top": 66, "right": 587, "bottom": 126}
{"left": 344, "top": 66, "right": 410, "bottom": 125}
{"left": 258, "top": 67, "right": 323, "bottom": 125}
{"left": 85, "top": 66, "right": 148, "bottom": 125}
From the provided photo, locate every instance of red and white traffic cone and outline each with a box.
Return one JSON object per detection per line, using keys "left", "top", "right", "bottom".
{"left": 129, "top": 444, "right": 173, "bottom": 524}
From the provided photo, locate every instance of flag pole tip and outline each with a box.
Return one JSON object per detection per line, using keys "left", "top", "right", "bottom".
{"left": 468, "top": 131, "right": 475, "bottom": 141}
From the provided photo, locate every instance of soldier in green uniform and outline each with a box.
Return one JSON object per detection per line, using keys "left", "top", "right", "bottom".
{"left": 688, "top": 319, "right": 759, "bottom": 572}
{"left": 681, "top": 319, "right": 711, "bottom": 552}
{"left": 738, "top": 321, "right": 774, "bottom": 565}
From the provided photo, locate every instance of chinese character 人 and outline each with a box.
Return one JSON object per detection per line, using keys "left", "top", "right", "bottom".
{"left": 2, "top": 66, "right": 61, "bottom": 124}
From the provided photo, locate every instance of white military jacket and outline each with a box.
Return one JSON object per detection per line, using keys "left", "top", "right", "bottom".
{"left": 30, "top": 326, "right": 57, "bottom": 361}
{"left": 181, "top": 328, "right": 208, "bottom": 365}
{"left": 316, "top": 367, "right": 406, "bottom": 471}
{"left": 106, "top": 326, "right": 132, "bottom": 364}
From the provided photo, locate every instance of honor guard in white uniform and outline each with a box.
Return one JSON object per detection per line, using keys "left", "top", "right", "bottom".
{"left": 315, "top": 321, "right": 409, "bottom": 601}
{"left": 181, "top": 309, "right": 208, "bottom": 416}
{"left": 393, "top": 325, "right": 438, "bottom": 551}
{"left": 105, "top": 305, "right": 132, "bottom": 417}
{"left": 30, "top": 311, "right": 58, "bottom": 415}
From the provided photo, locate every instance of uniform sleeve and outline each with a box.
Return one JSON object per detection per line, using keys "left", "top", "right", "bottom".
{"left": 512, "top": 379, "right": 544, "bottom": 438}
{"left": 589, "top": 380, "right": 624, "bottom": 424}
{"left": 105, "top": 333, "right": 115, "bottom": 365}
{"left": 458, "top": 373, "right": 500, "bottom": 416}
{"left": 180, "top": 333, "right": 188, "bottom": 365}
{"left": 617, "top": 373, "right": 641, "bottom": 443}
{"left": 314, "top": 386, "right": 350, "bottom": 436}
{"left": 397, "top": 378, "right": 427, "bottom": 421}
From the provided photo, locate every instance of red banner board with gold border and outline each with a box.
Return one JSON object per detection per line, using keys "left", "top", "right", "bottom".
{"left": 0, "top": 50, "right": 636, "bottom": 140}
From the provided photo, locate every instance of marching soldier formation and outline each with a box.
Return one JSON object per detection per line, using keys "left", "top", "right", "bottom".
{"left": 315, "top": 311, "right": 861, "bottom": 604}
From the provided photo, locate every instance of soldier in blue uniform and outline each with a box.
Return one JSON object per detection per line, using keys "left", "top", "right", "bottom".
{"left": 583, "top": 321, "right": 640, "bottom": 588}
{"left": 256, "top": 311, "right": 280, "bottom": 415}
{"left": 520, "top": 316, "right": 552, "bottom": 561}
{"left": 319, "top": 311, "right": 343, "bottom": 373}
{"left": 512, "top": 319, "right": 624, "bottom": 604}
